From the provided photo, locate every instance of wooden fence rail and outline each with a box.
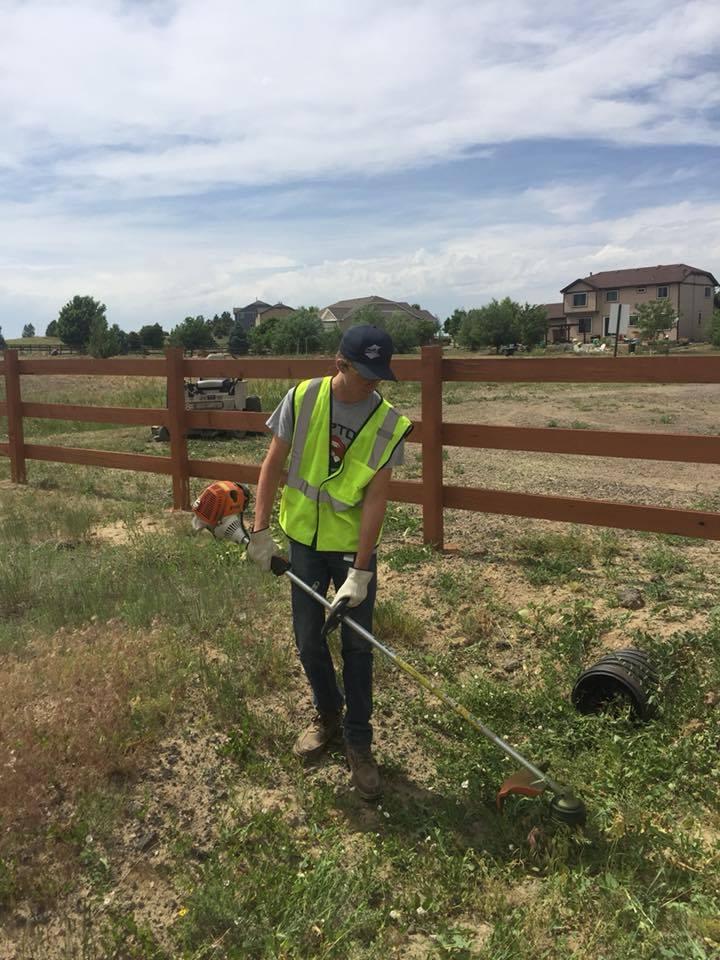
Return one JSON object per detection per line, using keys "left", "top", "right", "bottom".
{"left": 2, "top": 346, "right": 720, "bottom": 545}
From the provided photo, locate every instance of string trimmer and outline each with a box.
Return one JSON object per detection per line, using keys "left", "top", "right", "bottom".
{"left": 191, "top": 480, "right": 587, "bottom": 826}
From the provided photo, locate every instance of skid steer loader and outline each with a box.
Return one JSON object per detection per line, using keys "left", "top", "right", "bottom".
{"left": 151, "top": 358, "right": 262, "bottom": 441}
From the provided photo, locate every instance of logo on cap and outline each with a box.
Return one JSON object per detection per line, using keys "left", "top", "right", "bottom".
{"left": 364, "top": 344, "right": 381, "bottom": 359}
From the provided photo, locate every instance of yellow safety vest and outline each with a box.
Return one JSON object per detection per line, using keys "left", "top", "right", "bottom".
{"left": 279, "top": 376, "right": 412, "bottom": 552}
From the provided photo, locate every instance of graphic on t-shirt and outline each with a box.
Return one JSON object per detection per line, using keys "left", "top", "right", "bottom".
{"left": 330, "top": 421, "right": 356, "bottom": 470}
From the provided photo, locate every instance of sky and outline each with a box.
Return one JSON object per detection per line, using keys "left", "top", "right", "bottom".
{"left": 1, "top": 0, "right": 719, "bottom": 338}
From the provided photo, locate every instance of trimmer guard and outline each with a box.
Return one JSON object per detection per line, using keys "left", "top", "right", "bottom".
{"left": 496, "top": 767, "right": 546, "bottom": 812}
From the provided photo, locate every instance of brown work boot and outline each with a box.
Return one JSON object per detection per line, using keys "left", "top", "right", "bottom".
{"left": 346, "top": 744, "right": 382, "bottom": 801}
{"left": 292, "top": 711, "right": 342, "bottom": 761}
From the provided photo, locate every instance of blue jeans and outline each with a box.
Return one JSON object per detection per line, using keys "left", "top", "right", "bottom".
{"left": 289, "top": 540, "right": 377, "bottom": 749}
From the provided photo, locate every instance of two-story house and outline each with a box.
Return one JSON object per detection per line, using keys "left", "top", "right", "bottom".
{"left": 559, "top": 264, "right": 717, "bottom": 341}
{"left": 232, "top": 300, "right": 295, "bottom": 331}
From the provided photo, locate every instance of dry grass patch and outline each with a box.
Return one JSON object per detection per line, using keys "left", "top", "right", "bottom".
{"left": 0, "top": 622, "right": 188, "bottom": 904}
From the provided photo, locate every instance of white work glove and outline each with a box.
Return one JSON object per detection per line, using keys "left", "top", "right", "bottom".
{"left": 246, "top": 527, "right": 276, "bottom": 572}
{"left": 330, "top": 567, "right": 374, "bottom": 610}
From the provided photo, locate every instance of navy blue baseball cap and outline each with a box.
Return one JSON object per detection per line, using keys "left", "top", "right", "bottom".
{"left": 339, "top": 325, "right": 397, "bottom": 381}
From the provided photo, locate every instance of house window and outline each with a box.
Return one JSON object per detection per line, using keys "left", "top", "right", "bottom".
{"left": 606, "top": 290, "right": 618, "bottom": 302}
{"left": 657, "top": 286, "right": 668, "bottom": 299}
{"left": 578, "top": 318, "right": 591, "bottom": 333}
{"left": 629, "top": 314, "right": 638, "bottom": 326}
{"left": 705, "top": 287, "right": 712, "bottom": 297}
{"left": 573, "top": 293, "right": 587, "bottom": 306}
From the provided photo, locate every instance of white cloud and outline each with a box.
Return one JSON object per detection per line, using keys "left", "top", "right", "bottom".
{"left": 0, "top": 0, "right": 719, "bottom": 337}
{"left": 1, "top": 0, "right": 720, "bottom": 195}
{"left": 1, "top": 190, "right": 718, "bottom": 334}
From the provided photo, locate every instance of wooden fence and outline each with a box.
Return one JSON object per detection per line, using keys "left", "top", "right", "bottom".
{"left": 5, "top": 344, "right": 80, "bottom": 355}
{"left": 2, "top": 346, "right": 720, "bottom": 546}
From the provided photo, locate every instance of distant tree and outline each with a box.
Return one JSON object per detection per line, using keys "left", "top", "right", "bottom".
{"left": 322, "top": 324, "right": 343, "bottom": 354}
{"left": 415, "top": 316, "right": 439, "bottom": 345}
{"left": 127, "top": 331, "right": 142, "bottom": 352}
{"left": 212, "top": 311, "right": 234, "bottom": 338}
{"left": 45, "top": 320, "right": 58, "bottom": 337}
{"left": 714, "top": 291, "right": 720, "bottom": 312}
{"left": 444, "top": 309, "right": 467, "bottom": 343}
{"left": 249, "top": 315, "right": 281, "bottom": 354}
{"left": 57, "top": 295, "right": 106, "bottom": 348}
{"left": 384, "top": 312, "right": 424, "bottom": 353}
{"left": 0, "top": 327, "right": 6, "bottom": 351}
{"left": 110, "top": 324, "right": 129, "bottom": 354}
{"left": 458, "top": 298, "right": 517, "bottom": 352}
{"left": 515, "top": 303, "right": 548, "bottom": 348}
{"left": 348, "top": 305, "right": 386, "bottom": 328}
{"left": 139, "top": 323, "right": 165, "bottom": 348}
{"left": 710, "top": 309, "right": 720, "bottom": 348}
{"left": 634, "top": 299, "right": 677, "bottom": 347}
{"left": 168, "top": 316, "right": 216, "bottom": 351}
{"left": 88, "top": 315, "right": 121, "bottom": 358}
{"left": 22, "top": 323, "right": 36, "bottom": 338}
{"left": 228, "top": 320, "right": 249, "bottom": 355}
{"left": 268, "top": 308, "right": 324, "bottom": 354}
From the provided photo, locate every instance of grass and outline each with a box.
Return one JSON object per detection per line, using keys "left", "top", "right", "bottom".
{"left": 2, "top": 493, "right": 719, "bottom": 959}
{"left": 511, "top": 528, "right": 596, "bottom": 585}
{"left": 2, "top": 371, "right": 720, "bottom": 958}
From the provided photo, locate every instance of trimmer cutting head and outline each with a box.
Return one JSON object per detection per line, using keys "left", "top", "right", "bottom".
{"left": 549, "top": 792, "right": 587, "bottom": 826}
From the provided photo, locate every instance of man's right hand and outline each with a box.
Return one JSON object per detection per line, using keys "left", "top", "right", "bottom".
{"left": 246, "top": 528, "right": 276, "bottom": 572}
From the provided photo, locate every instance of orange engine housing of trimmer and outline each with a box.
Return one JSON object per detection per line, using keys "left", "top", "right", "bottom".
{"left": 192, "top": 480, "right": 250, "bottom": 527}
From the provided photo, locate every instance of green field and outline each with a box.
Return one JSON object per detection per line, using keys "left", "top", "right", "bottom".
{"left": 5, "top": 336, "right": 63, "bottom": 347}
{"left": 0, "top": 371, "right": 719, "bottom": 959}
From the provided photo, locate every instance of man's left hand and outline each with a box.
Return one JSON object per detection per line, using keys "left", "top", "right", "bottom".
{"left": 330, "top": 568, "right": 374, "bottom": 610}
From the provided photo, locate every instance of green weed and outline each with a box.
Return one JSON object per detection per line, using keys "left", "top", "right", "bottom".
{"left": 384, "top": 543, "right": 435, "bottom": 571}
{"left": 383, "top": 505, "right": 422, "bottom": 538}
{"left": 513, "top": 529, "right": 595, "bottom": 585}
{"left": 645, "top": 544, "right": 689, "bottom": 576}
{"left": 374, "top": 598, "right": 426, "bottom": 650}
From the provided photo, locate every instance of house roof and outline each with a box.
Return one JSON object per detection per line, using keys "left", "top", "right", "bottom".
{"left": 235, "top": 300, "right": 273, "bottom": 311}
{"left": 544, "top": 302, "right": 566, "bottom": 321}
{"left": 322, "top": 295, "right": 437, "bottom": 327}
{"left": 323, "top": 295, "right": 395, "bottom": 320}
{"left": 258, "top": 302, "right": 294, "bottom": 314}
{"left": 561, "top": 264, "right": 718, "bottom": 293}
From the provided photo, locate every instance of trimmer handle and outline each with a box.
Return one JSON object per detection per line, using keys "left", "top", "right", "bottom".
{"left": 235, "top": 506, "right": 290, "bottom": 577}
{"left": 270, "top": 554, "right": 291, "bottom": 576}
{"left": 320, "top": 597, "right": 350, "bottom": 641}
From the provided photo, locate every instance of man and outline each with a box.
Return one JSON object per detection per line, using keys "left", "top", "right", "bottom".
{"left": 246, "top": 325, "right": 412, "bottom": 800}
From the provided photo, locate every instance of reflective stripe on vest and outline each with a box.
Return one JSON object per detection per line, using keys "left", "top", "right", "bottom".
{"left": 279, "top": 376, "right": 412, "bottom": 551}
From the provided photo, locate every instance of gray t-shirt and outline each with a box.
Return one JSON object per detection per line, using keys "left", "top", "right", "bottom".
{"left": 266, "top": 385, "right": 405, "bottom": 472}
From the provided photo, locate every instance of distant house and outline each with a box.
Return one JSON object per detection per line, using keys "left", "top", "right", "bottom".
{"left": 256, "top": 302, "right": 295, "bottom": 324}
{"left": 559, "top": 264, "right": 718, "bottom": 341}
{"left": 319, "top": 295, "right": 437, "bottom": 332}
{"left": 233, "top": 300, "right": 296, "bottom": 331}
{"left": 543, "top": 302, "right": 571, "bottom": 344}
{"left": 233, "top": 300, "right": 272, "bottom": 332}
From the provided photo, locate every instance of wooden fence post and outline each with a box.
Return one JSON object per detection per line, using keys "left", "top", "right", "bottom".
{"left": 421, "top": 344, "right": 444, "bottom": 547}
{"left": 165, "top": 347, "right": 190, "bottom": 510}
{"left": 4, "top": 349, "right": 26, "bottom": 484}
